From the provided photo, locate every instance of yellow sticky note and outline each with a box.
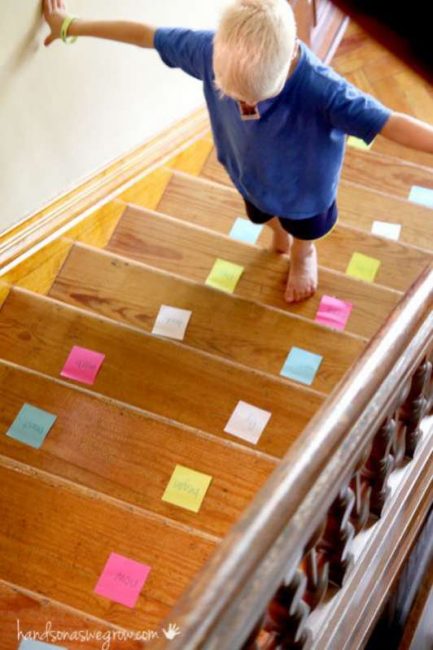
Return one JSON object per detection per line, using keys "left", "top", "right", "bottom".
{"left": 346, "top": 252, "right": 381, "bottom": 282}
{"left": 162, "top": 465, "right": 213, "bottom": 513}
{"left": 347, "top": 136, "right": 373, "bottom": 151}
{"left": 205, "top": 258, "right": 244, "bottom": 293}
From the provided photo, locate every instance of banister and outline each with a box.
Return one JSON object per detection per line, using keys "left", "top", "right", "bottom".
{"left": 150, "top": 264, "right": 433, "bottom": 650}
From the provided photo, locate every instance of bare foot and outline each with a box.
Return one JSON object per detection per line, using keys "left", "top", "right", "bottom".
{"left": 285, "top": 241, "right": 318, "bottom": 303}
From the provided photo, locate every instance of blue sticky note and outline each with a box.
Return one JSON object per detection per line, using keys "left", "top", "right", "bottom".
{"left": 19, "top": 641, "right": 67, "bottom": 650}
{"left": 229, "top": 218, "right": 263, "bottom": 244}
{"left": 408, "top": 186, "right": 433, "bottom": 209}
{"left": 6, "top": 404, "right": 57, "bottom": 449}
{"left": 280, "top": 347, "right": 323, "bottom": 386}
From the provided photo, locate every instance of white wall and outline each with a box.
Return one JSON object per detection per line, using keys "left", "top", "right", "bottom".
{"left": 0, "top": 1, "right": 230, "bottom": 234}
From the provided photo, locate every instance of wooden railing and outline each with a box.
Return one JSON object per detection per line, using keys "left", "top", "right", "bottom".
{"left": 151, "top": 265, "right": 433, "bottom": 650}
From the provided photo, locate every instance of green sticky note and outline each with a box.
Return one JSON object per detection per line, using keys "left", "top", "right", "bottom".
{"left": 162, "top": 465, "right": 213, "bottom": 513}
{"left": 6, "top": 404, "right": 57, "bottom": 449}
{"left": 346, "top": 252, "right": 381, "bottom": 282}
{"left": 347, "top": 136, "right": 373, "bottom": 151}
{"left": 205, "top": 258, "right": 244, "bottom": 293}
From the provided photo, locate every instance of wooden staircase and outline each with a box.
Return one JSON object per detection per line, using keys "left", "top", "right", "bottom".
{"left": 1, "top": 22, "right": 433, "bottom": 650}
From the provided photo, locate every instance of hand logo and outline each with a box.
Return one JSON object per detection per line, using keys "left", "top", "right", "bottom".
{"left": 162, "top": 623, "right": 181, "bottom": 640}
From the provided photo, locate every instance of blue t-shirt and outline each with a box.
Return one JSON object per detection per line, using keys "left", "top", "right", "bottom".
{"left": 154, "top": 28, "right": 391, "bottom": 219}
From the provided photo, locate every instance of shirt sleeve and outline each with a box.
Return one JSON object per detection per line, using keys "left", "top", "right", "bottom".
{"left": 323, "top": 73, "right": 392, "bottom": 144}
{"left": 153, "top": 28, "right": 213, "bottom": 81}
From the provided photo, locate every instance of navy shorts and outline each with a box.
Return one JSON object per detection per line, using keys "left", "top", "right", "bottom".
{"left": 243, "top": 198, "right": 338, "bottom": 241}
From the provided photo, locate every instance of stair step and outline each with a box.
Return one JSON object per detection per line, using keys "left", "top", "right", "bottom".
{"left": 49, "top": 242, "right": 365, "bottom": 393}
{"left": 337, "top": 180, "right": 433, "bottom": 250}
{"left": 0, "top": 458, "right": 216, "bottom": 629}
{"left": 201, "top": 147, "right": 433, "bottom": 204}
{"left": 0, "top": 580, "right": 143, "bottom": 650}
{"left": 0, "top": 361, "right": 275, "bottom": 537}
{"left": 107, "top": 204, "right": 401, "bottom": 339}
{"left": 155, "top": 171, "right": 432, "bottom": 292}
{"left": 161, "top": 169, "right": 433, "bottom": 252}
{"left": 343, "top": 148, "right": 433, "bottom": 199}
{"left": 0, "top": 288, "right": 324, "bottom": 458}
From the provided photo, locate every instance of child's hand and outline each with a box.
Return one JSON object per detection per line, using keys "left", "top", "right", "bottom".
{"left": 43, "top": 0, "right": 68, "bottom": 46}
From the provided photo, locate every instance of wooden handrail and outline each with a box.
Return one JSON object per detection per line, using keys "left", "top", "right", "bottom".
{"left": 150, "top": 264, "right": 433, "bottom": 650}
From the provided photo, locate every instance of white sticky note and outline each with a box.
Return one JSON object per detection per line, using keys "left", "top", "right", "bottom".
{"left": 371, "top": 221, "right": 401, "bottom": 241}
{"left": 224, "top": 401, "right": 272, "bottom": 444}
{"left": 152, "top": 305, "right": 192, "bottom": 341}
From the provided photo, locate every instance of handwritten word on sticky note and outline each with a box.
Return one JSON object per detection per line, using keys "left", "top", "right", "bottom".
{"left": 152, "top": 305, "right": 192, "bottom": 341}
{"left": 60, "top": 346, "right": 105, "bottom": 385}
{"left": 346, "top": 252, "right": 381, "bottom": 283}
{"left": 281, "top": 347, "right": 323, "bottom": 386}
{"left": 7, "top": 404, "right": 57, "bottom": 449}
{"left": 94, "top": 552, "right": 151, "bottom": 608}
{"left": 224, "top": 401, "right": 271, "bottom": 444}
{"left": 315, "top": 295, "right": 353, "bottom": 331}
{"left": 229, "top": 218, "right": 263, "bottom": 244}
{"left": 371, "top": 221, "right": 401, "bottom": 241}
{"left": 19, "top": 640, "right": 67, "bottom": 650}
{"left": 347, "top": 136, "right": 373, "bottom": 151}
{"left": 162, "top": 465, "right": 212, "bottom": 513}
{"left": 205, "top": 259, "right": 244, "bottom": 293}
{"left": 408, "top": 185, "right": 433, "bottom": 209}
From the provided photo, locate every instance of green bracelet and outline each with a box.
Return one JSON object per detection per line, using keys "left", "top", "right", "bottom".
{"left": 60, "top": 16, "right": 77, "bottom": 44}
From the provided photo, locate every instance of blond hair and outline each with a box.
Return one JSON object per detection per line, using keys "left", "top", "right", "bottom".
{"left": 213, "top": 0, "right": 297, "bottom": 104}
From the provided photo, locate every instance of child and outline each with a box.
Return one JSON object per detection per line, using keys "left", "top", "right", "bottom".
{"left": 43, "top": 0, "right": 433, "bottom": 303}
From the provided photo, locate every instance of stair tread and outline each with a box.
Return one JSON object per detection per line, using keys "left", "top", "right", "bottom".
{"left": 0, "top": 459, "right": 216, "bottom": 629}
{"left": 156, "top": 171, "right": 432, "bottom": 292}
{"left": 0, "top": 580, "right": 144, "bottom": 650}
{"left": 0, "top": 361, "right": 275, "bottom": 537}
{"left": 163, "top": 169, "right": 433, "bottom": 252}
{"left": 201, "top": 147, "right": 433, "bottom": 204}
{"left": 49, "top": 242, "right": 365, "bottom": 394}
{"left": 337, "top": 180, "right": 433, "bottom": 250}
{"left": 107, "top": 203, "right": 400, "bottom": 339}
{"left": 0, "top": 288, "right": 324, "bottom": 458}
{"left": 343, "top": 148, "right": 433, "bottom": 199}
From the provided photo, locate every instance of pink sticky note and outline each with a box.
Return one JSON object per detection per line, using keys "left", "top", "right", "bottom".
{"left": 94, "top": 552, "right": 151, "bottom": 608}
{"left": 315, "top": 295, "right": 353, "bottom": 331}
{"left": 60, "top": 345, "right": 105, "bottom": 385}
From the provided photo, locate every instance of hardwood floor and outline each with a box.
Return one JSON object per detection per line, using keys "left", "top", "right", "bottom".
{"left": 332, "top": 22, "right": 433, "bottom": 168}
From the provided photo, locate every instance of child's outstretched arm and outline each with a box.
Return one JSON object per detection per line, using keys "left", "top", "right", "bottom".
{"left": 43, "top": 0, "right": 156, "bottom": 48}
{"left": 380, "top": 112, "right": 433, "bottom": 154}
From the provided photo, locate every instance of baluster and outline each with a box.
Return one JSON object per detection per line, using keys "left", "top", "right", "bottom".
{"left": 361, "top": 416, "right": 395, "bottom": 518}
{"left": 303, "top": 522, "right": 329, "bottom": 609}
{"left": 317, "top": 485, "right": 355, "bottom": 587}
{"left": 399, "top": 358, "right": 432, "bottom": 458}
{"left": 350, "top": 445, "right": 372, "bottom": 532}
{"left": 264, "top": 571, "right": 312, "bottom": 649}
